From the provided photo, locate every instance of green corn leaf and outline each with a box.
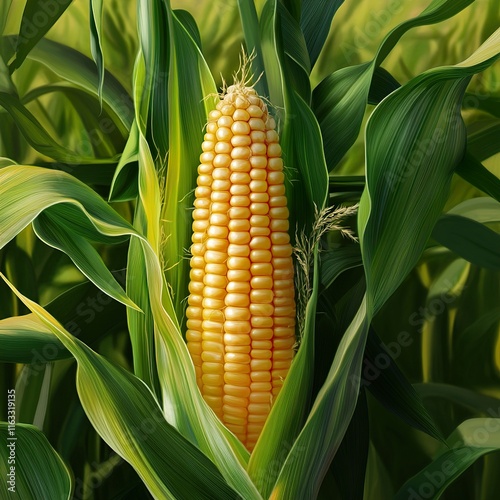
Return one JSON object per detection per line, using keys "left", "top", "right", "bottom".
{"left": 261, "top": 0, "right": 328, "bottom": 227}
{"left": 313, "top": 0, "right": 476, "bottom": 171}
{"left": 432, "top": 215, "right": 500, "bottom": 270}
{"left": 448, "top": 197, "right": 500, "bottom": 223}
{"left": 237, "top": 0, "right": 269, "bottom": 98}
{"left": 89, "top": 0, "right": 105, "bottom": 100}
{"left": 127, "top": 0, "right": 171, "bottom": 390}
{"left": 0, "top": 276, "right": 239, "bottom": 500}
{"left": 4, "top": 243, "right": 39, "bottom": 312}
{"left": 0, "top": 0, "right": 13, "bottom": 38}
{"left": 0, "top": 422, "right": 72, "bottom": 499}
{"left": 15, "top": 362, "right": 52, "bottom": 428}
{"left": 0, "top": 165, "right": 139, "bottom": 309}
{"left": 456, "top": 152, "right": 500, "bottom": 203}
{"left": 9, "top": 0, "right": 73, "bottom": 73}
{"left": 271, "top": 26, "right": 500, "bottom": 500}
{"left": 0, "top": 314, "right": 64, "bottom": 364}
{"left": 467, "top": 121, "right": 500, "bottom": 161}
{"left": 464, "top": 92, "right": 500, "bottom": 119}
{"left": 415, "top": 383, "right": 500, "bottom": 414}
{"left": 109, "top": 118, "right": 139, "bottom": 201}
{"left": 277, "top": 2, "right": 310, "bottom": 102}
{"left": 313, "top": 62, "right": 372, "bottom": 170}
{"left": 4, "top": 36, "right": 134, "bottom": 128}
{"left": 0, "top": 92, "right": 112, "bottom": 163}
{"left": 33, "top": 211, "right": 134, "bottom": 308}
{"left": 279, "top": 3, "right": 310, "bottom": 75}
{"left": 160, "top": 5, "right": 217, "bottom": 322}
{"left": 271, "top": 297, "right": 369, "bottom": 499}
{"left": 174, "top": 9, "right": 202, "bottom": 49}
{"left": 0, "top": 52, "right": 14, "bottom": 93}
{"left": 420, "top": 258, "right": 470, "bottom": 384}
{"left": 394, "top": 419, "right": 500, "bottom": 500}
{"left": 259, "top": 0, "right": 284, "bottom": 110}
{"left": 365, "top": 329, "right": 444, "bottom": 442}
{"left": 0, "top": 277, "right": 126, "bottom": 364}
{"left": 0, "top": 156, "right": 16, "bottom": 167}
{"left": 320, "top": 245, "right": 363, "bottom": 290}
{"left": 300, "top": 0, "right": 345, "bottom": 67}
{"left": 367, "top": 67, "right": 401, "bottom": 105}
{"left": 330, "top": 390, "right": 369, "bottom": 500}
{"left": 361, "top": 46, "right": 500, "bottom": 315}
{"left": 21, "top": 83, "right": 128, "bottom": 157}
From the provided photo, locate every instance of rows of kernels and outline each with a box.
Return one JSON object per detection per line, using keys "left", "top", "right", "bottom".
{"left": 267, "top": 126, "right": 296, "bottom": 398}
{"left": 205, "top": 107, "right": 230, "bottom": 421}
{"left": 220, "top": 92, "right": 256, "bottom": 443}
{"left": 187, "top": 87, "right": 296, "bottom": 450}
{"left": 186, "top": 132, "right": 217, "bottom": 390}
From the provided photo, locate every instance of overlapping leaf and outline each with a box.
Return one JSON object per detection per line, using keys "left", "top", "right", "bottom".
{"left": 0, "top": 165, "right": 137, "bottom": 308}
{"left": 300, "top": 0, "right": 345, "bottom": 67}
{"left": 395, "top": 419, "right": 500, "bottom": 499}
{"left": 0, "top": 278, "right": 238, "bottom": 500}
{"left": 160, "top": 5, "right": 218, "bottom": 321}
{"left": 313, "top": 0, "right": 476, "bottom": 171}
{"left": 9, "top": 0, "right": 73, "bottom": 73}
{"left": 270, "top": 25, "right": 500, "bottom": 500}
{"left": 89, "top": 0, "right": 105, "bottom": 99}
{"left": 0, "top": 422, "right": 72, "bottom": 499}
{"left": 432, "top": 215, "right": 500, "bottom": 270}
{"left": 5, "top": 36, "right": 134, "bottom": 128}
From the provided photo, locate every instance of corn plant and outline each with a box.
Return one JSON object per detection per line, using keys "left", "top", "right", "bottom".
{"left": 1, "top": 0, "right": 500, "bottom": 498}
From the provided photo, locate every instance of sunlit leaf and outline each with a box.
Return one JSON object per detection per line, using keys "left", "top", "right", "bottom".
{"left": 1, "top": 276, "right": 239, "bottom": 500}
{"left": 271, "top": 25, "right": 500, "bottom": 500}
{"left": 313, "top": 0, "right": 476, "bottom": 171}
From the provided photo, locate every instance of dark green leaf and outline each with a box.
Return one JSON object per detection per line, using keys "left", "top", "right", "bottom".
{"left": 313, "top": 0, "right": 476, "bottom": 171}
{"left": 366, "top": 329, "right": 444, "bottom": 442}
{"left": 467, "top": 121, "right": 500, "bottom": 161}
{"left": 330, "top": 390, "right": 369, "bottom": 500}
{"left": 432, "top": 214, "right": 500, "bottom": 270}
{"left": 456, "top": 152, "right": 500, "bottom": 203}
{"left": 89, "top": 0, "right": 105, "bottom": 99}
{"left": 174, "top": 10, "right": 202, "bottom": 49}
{"left": 237, "top": 0, "right": 269, "bottom": 98}
{"left": 368, "top": 67, "right": 401, "bottom": 105}
{"left": 9, "top": 0, "right": 73, "bottom": 73}
{"left": 300, "top": 0, "right": 345, "bottom": 66}
{"left": 0, "top": 276, "right": 126, "bottom": 364}
{"left": 0, "top": 91, "right": 104, "bottom": 163}
{"left": 320, "top": 245, "right": 363, "bottom": 290}
{"left": 394, "top": 419, "right": 500, "bottom": 500}
{"left": 4, "top": 36, "right": 134, "bottom": 128}
{"left": 0, "top": 422, "right": 72, "bottom": 499}
{"left": 416, "top": 383, "right": 500, "bottom": 414}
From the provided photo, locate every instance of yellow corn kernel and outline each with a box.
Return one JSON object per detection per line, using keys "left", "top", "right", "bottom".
{"left": 186, "top": 80, "right": 295, "bottom": 451}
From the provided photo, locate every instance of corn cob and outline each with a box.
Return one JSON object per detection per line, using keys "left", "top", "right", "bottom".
{"left": 186, "top": 82, "right": 295, "bottom": 451}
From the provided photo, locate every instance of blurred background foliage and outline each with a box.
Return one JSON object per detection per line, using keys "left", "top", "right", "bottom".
{"left": 1, "top": 1, "right": 500, "bottom": 499}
